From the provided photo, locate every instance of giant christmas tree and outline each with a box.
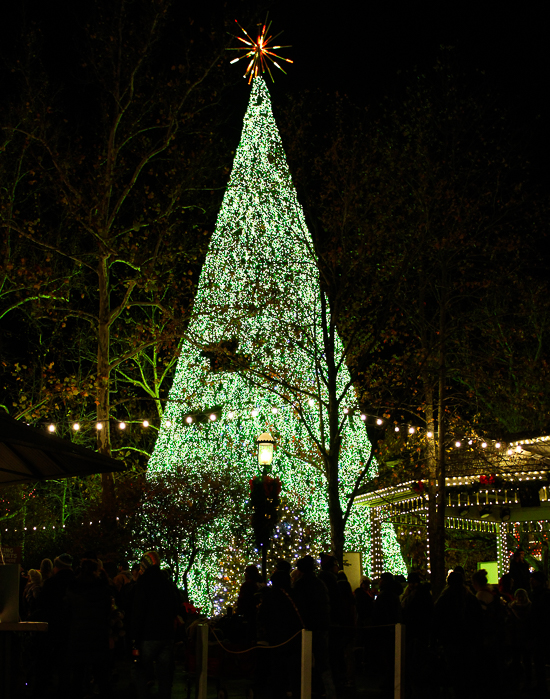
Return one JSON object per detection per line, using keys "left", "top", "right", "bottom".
{"left": 148, "top": 76, "right": 406, "bottom": 612}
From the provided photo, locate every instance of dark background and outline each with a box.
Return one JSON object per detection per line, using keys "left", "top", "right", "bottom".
{"left": 2, "top": 1, "right": 547, "bottom": 173}
{"left": 233, "top": 0, "right": 548, "bottom": 184}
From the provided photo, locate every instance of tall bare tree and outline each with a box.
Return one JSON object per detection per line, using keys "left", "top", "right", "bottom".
{"left": 2, "top": 0, "right": 238, "bottom": 507}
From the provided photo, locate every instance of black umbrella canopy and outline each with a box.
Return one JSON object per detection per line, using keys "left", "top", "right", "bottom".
{"left": 0, "top": 413, "right": 126, "bottom": 486}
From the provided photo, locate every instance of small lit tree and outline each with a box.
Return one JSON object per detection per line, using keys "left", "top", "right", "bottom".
{"left": 131, "top": 464, "right": 248, "bottom": 600}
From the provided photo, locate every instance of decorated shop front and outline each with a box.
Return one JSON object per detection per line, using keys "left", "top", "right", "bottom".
{"left": 354, "top": 436, "right": 550, "bottom": 577}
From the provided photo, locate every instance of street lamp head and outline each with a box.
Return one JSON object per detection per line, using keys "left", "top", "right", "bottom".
{"left": 257, "top": 432, "right": 275, "bottom": 467}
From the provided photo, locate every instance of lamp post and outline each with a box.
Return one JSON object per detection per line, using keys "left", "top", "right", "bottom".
{"left": 257, "top": 432, "right": 275, "bottom": 475}
{"left": 252, "top": 432, "right": 278, "bottom": 581}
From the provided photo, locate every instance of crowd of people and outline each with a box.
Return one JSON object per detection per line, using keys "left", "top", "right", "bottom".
{"left": 14, "top": 550, "right": 183, "bottom": 698}
{"left": 9, "top": 546, "right": 550, "bottom": 698}
{"left": 228, "top": 549, "right": 550, "bottom": 698}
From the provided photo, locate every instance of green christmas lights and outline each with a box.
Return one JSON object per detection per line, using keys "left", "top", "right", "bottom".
{"left": 148, "top": 77, "right": 406, "bottom": 613}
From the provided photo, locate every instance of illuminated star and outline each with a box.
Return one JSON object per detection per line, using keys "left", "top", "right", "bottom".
{"left": 228, "top": 17, "right": 293, "bottom": 84}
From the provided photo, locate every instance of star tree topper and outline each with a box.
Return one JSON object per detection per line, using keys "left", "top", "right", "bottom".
{"left": 228, "top": 17, "right": 293, "bottom": 83}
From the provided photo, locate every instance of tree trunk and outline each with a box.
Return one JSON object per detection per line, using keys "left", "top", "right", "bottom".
{"left": 326, "top": 451, "right": 345, "bottom": 565}
{"left": 97, "top": 256, "right": 114, "bottom": 510}
{"left": 321, "top": 291, "right": 346, "bottom": 565}
{"left": 424, "top": 383, "right": 438, "bottom": 581}
{"left": 431, "top": 287, "right": 448, "bottom": 598}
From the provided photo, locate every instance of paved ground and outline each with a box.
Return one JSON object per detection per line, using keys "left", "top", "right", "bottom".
{"left": 108, "top": 655, "right": 548, "bottom": 699}
{"left": 10, "top": 636, "right": 547, "bottom": 697}
{"left": 111, "top": 660, "right": 386, "bottom": 698}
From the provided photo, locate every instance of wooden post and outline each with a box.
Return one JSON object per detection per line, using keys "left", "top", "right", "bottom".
{"left": 301, "top": 628, "right": 312, "bottom": 699}
{"left": 196, "top": 623, "right": 208, "bottom": 699}
{"left": 394, "top": 623, "right": 405, "bottom": 699}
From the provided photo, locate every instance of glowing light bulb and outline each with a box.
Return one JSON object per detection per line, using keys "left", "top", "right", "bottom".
{"left": 72, "top": 423, "right": 80, "bottom": 431}
{"left": 227, "top": 411, "right": 235, "bottom": 419}
{"left": 395, "top": 426, "right": 400, "bottom": 432}
{"left": 343, "top": 408, "right": 349, "bottom": 414}
{"left": 271, "top": 407, "right": 278, "bottom": 414}
{"left": 119, "top": 422, "right": 126, "bottom": 430}
{"left": 251, "top": 409, "right": 259, "bottom": 417}
{"left": 210, "top": 414, "right": 217, "bottom": 421}
{"left": 495, "top": 442, "right": 501, "bottom": 449}
{"left": 143, "top": 420, "right": 149, "bottom": 427}
{"left": 408, "top": 427, "right": 415, "bottom": 434}
{"left": 186, "top": 417, "right": 193, "bottom": 424}
{"left": 166, "top": 420, "right": 172, "bottom": 428}
{"left": 482, "top": 442, "right": 487, "bottom": 449}
{"left": 427, "top": 431, "right": 433, "bottom": 438}
{"left": 455, "top": 441, "right": 461, "bottom": 448}
{"left": 360, "top": 414, "right": 367, "bottom": 421}
{"left": 96, "top": 422, "right": 103, "bottom": 430}
{"left": 377, "top": 419, "right": 383, "bottom": 426}
{"left": 48, "top": 424, "right": 56, "bottom": 432}
{"left": 308, "top": 398, "right": 315, "bottom": 407}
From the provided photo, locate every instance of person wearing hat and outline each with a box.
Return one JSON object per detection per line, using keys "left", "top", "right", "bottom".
{"left": 132, "top": 550, "right": 179, "bottom": 699}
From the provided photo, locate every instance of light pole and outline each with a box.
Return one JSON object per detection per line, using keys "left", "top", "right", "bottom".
{"left": 257, "top": 432, "right": 275, "bottom": 475}
{"left": 252, "top": 432, "right": 278, "bottom": 581}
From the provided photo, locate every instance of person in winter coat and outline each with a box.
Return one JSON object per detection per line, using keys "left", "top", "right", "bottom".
{"left": 434, "top": 571, "right": 483, "bottom": 697}
{"left": 292, "top": 555, "right": 336, "bottom": 699}
{"left": 529, "top": 571, "right": 550, "bottom": 693}
{"left": 318, "top": 555, "right": 344, "bottom": 685}
{"left": 65, "top": 558, "right": 113, "bottom": 696}
{"left": 400, "top": 572, "right": 433, "bottom": 696}
{"left": 509, "top": 588, "right": 532, "bottom": 686}
{"left": 236, "top": 564, "right": 263, "bottom": 642}
{"left": 256, "top": 569, "right": 303, "bottom": 698}
{"left": 40, "top": 558, "right": 53, "bottom": 582}
{"left": 337, "top": 571, "right": 357, "bottom": 689}
{"left": 35, "top": 553, "right": 76, "bottom": 689}
{"left": 23, "top": 569, "right": 42, "bottom": 620}
{"left": 510, "top": 549, "right": 531, "bottom": 593}
{"left": 498, "top": 572, "right": 515, "bottom": 603}
{"left": 372, "top": 573, "right": 402, "bottom": 692}
{"left": 373, "top": 572, "right": 402, "bottom": 626}
{"left": 354, "top": 577, "right": 374, "bottom": 627}
{"left": 37, "top": 553, "right": 75, "bottom": 631}
{"left": 132, "top": 550, "right": 179, "bottom": 699}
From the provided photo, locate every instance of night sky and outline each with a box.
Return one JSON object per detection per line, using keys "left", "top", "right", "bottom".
{"left": 232, "top": 1, "right": 548, "bottom": 183}
{"left": 260, "top": 2, "right": 546, "bottom": 109}
{"left": 1, "top": 1, "right": 547, "bottom": 178}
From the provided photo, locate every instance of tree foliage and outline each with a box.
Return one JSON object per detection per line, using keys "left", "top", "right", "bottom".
{"left": 1, "top": 0, "right": 241, "bottom": 506}
{"left": 280, "top": 54, "right": 548, "bottom": 591}
{"left": 131, "top": 465, "right": 248, "bottom": 595}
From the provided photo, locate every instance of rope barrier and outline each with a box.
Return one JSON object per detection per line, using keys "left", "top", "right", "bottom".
{"left": 209, "top": 626, "right": 302, "bottom": 654}
{"left": 329, "top": 621, "right": 402, "bottom": 631}
{"left": 208, "top": 621, "right": 400, "bottom": 654}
